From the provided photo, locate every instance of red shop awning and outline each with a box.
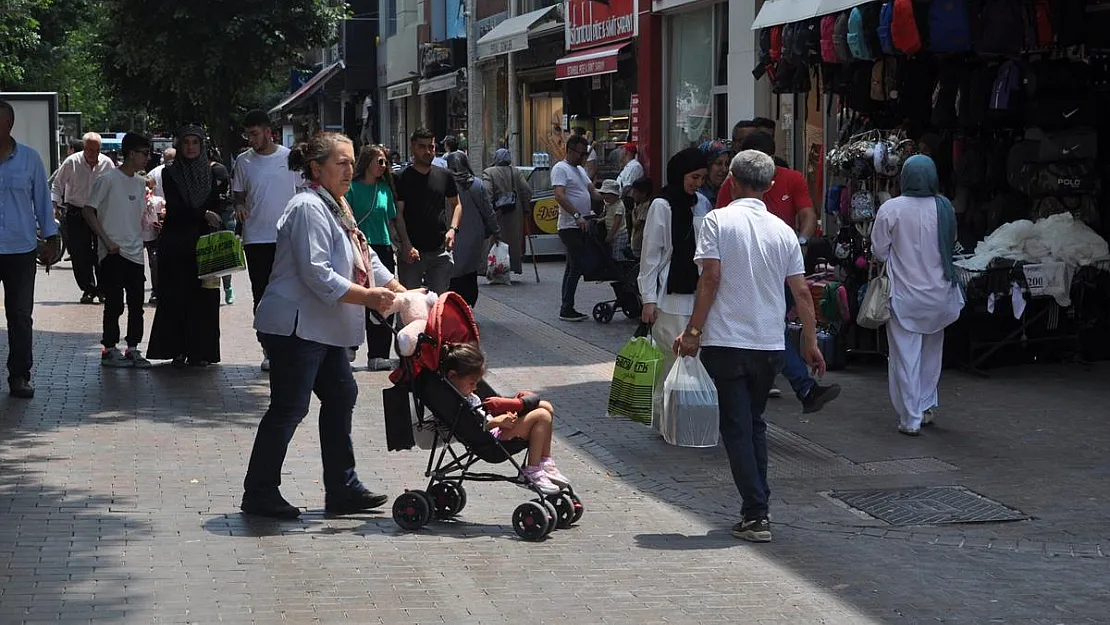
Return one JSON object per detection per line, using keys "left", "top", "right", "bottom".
{"left": 555, "top": 42, "right": 630, "bottom": 81}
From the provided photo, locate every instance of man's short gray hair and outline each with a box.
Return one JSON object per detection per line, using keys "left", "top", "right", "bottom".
{"left": 729, "top": 149, "right": 776, "bottom": 192}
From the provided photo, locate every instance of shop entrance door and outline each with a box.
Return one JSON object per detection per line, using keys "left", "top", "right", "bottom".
{"left": 528, "top": 92, "right": 565, "bottom": 165}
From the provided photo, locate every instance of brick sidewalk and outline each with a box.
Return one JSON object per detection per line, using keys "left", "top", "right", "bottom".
{"left": 0, "top": 261, "right": 1106, "bottom": 624}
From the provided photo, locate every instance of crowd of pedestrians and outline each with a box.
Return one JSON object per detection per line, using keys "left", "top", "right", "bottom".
{"left": 1, "top": 96, "right": 963, "bottom": 542}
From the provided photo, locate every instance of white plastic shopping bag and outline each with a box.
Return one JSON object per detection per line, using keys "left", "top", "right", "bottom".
{"left": 486, "top": 241, "right": 512, "bottom": 285}
{"left": 661, "top": 356, "right": 719, "bottom": 448}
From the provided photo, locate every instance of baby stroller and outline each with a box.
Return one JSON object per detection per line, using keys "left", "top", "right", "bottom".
{"left": 381, "top": 292, "right": 584, "bottom": 541}
{"left": 580, "top": 219, "right": 643, "bottom": 324}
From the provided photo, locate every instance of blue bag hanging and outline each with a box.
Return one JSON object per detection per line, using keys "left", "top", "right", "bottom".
{"left": 928, "top": 0, "right": 972, "bottom": 53}
{"left": 878, "top": 2, "right": 896, "bottom": 55}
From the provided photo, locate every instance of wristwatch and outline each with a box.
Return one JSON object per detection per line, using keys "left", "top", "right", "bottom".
{"left": 572, "top": 212, "right": 582, "bottom": 221}
{"left": 450, "top": 225, "right": 460, "bottom": 233}
{"left": 798, "top": 235, "right": 809, "bottom": 247}
{"left": 685, "top": 326, "right": 703, "bottom": 338}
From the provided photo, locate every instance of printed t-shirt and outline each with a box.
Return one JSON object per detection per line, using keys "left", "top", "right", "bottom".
{"left": 86, "top": 168, "right": 147, "bottom": 265}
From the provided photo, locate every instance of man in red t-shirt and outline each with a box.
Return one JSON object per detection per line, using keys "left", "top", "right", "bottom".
{"left": 717, "top": 131, "right": 839, "bottom": 414}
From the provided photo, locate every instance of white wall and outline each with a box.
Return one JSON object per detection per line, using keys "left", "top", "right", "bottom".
{"left": 726, "top": 0, "right": 769, "bottom": 130}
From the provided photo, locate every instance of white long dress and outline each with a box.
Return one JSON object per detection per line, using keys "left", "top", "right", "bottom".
{"left": 871, "top": 196, "right": 965, "bottom": 430}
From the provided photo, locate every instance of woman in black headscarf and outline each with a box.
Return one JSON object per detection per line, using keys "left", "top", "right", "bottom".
{"left": 636, "top": 147, "right": 708, "bottom": 437}
{"left": 445, "top": 151, "right": 500, "bottom": 306}
{"left": 146, "top": 126, "right": 225, "bottom": 367}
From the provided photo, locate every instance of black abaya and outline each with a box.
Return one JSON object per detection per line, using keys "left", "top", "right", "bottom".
{"left": 146, "top": 171, "right": 222, "bottom": 363}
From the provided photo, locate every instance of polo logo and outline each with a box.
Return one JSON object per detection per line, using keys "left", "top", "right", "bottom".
{"left": 1058, "top": 177, "right": 1083, "bottom": 188}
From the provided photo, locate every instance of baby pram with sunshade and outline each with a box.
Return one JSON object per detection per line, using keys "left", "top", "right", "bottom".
{"left": 380, "top": 292, "right": 584, "bottom": 541}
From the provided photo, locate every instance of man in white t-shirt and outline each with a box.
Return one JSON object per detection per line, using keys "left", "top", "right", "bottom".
{"left": 232, "top": 110, "right": 300, "bottom": 371}
{"left": 82, "top": 133, "right": 154, "bottom": 369}
{"left": 616, "top": 142, "right": 645, "bottom": 195}
{"left": 148, "top": 147, "right": 175, "bottom": 199}
{"left": 552, "top": 134, "right": 601, "bottom": 322}
{"left": 675, "top": 150, "right": 825, "bottom": 544}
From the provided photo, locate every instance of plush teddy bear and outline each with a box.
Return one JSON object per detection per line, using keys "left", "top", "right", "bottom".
{"left": 386, "top": 290, "right": 439, "bottom": 356}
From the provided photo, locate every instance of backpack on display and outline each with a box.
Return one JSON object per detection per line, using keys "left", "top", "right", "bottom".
{"left": 1026, "top": 127, "right": 1099, "bottom": 162}
{"left": 1023, "top": 60, "right": 1092, "bottom": 97}
{"left": 1054, "top": 0, "right": 1086, "bottom": 47}
{"left": 821, "top": 15, "right": 839, "bottom": 63}
{"left": 1010, "top": 157, "right": 1100, "bottom": 197}
{"left": 861, "top": 3, "right": 884, "bottom": 58}
{"left": 834, "top": 13, "right": 854, "bottom": 64}
{"left": 825, "top": 184, "right": 845, "bottom": 216}
{"left": 771, "top": 26, "right": 784, "bottom": 62}
{"left": 892, "top": 0, "right": 923, "bottom": 55}
{"left": 879, "top": 2, "right": 896, "bottom": 55}
{"left": 848, "top": 8, "right": 875, "bottom": 60}
{"left": 979, "top": 0, "right": 1026, "bottom": 55}
{"left": 931, "top": 59, "right": 964, "bottom": 129}
{"left": 928, "top": 0, "right": 972, "bottom": 53}
{"left": 1031, "top": 195, "right": 1100, "bottom": 226}
{"left": 960, "top": 63, "right": 995, "bottom": 129}
{"left": 871, "top": 57, "right": 900, "bottom": 101}
{"left": 1026, "top": 94, "right": 1097, "bottom": 129}
{"left": 1023, "top": 0, "right": 1055, "bottom": 49}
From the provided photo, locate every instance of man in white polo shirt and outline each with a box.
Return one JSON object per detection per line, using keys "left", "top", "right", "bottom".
{"left": 675, "top": 150, "right": 825, "bottom": 544}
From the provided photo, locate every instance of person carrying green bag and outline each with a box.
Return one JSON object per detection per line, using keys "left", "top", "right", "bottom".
{"left": 607, "top": 323, "right": 664, "bottom": 425}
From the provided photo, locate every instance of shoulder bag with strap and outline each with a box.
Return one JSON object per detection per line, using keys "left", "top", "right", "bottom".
{"left": 490, "top": 166, "right": 518, "bottom": 212}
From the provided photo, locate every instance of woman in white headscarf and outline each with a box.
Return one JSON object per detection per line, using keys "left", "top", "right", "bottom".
{"left": 482, "top": 148, "right": 531, "bottom": 276}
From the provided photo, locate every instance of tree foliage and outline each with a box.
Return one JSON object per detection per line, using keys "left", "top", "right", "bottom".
{"left": 0, "top": 0, "right": 50, "bottom": 86}
{"left": 98, "top": 0, "right": 345, "bottom": 150}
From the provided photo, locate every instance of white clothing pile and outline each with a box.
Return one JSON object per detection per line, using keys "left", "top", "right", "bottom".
{"left": 954, "top": 213, "right": 1109, "bottom": 271}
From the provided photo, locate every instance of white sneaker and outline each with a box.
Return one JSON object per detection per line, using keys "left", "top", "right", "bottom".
{"left": 542, "top": 460, "right": 570, "bottom": 487}
{"left": 769, "top": 387, "right": 783, "bottom": 399}
{"left": 923, "top": 408, "right": 937, "bottom": 426}
{"left": 125, "top": 349, "right": 152, "bottom": 368}
{"left": 368, "top": 357, "right": 397, "bottom": 371}
{"left": 101, "top": 347, "right": 132, "bottom": 368}
{"left": 522, "top": 466, "right": 560, "bottom": 495}
{"left": 260, "top": 357, "right": 271, "bottom": 372}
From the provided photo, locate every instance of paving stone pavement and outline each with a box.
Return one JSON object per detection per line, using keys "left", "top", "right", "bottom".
{"left": 0, "top": 261, "right": 1105, "bottom": 624}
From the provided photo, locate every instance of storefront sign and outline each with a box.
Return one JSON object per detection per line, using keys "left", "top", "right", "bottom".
{"left": 556, "top": 53, "right": 619, "bottom": 79}
{"left": 387, "top": 83, "right": 414, "bottom": 101}
{"left": 532, "top": 198, "right": 561, "bottom": 235}
{"left": 630, "top": 93, "right": 640, "bottom": 143}
{"left": 565, "top": 0, "right": 639, "bottom": 51}
{"left": 420, "top": 42, "right": 455, "bottom": 76}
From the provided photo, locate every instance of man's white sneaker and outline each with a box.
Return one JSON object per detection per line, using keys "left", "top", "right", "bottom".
{"left": 101, "top": 347, "right": 133, "bottom": 368}
{"left": 368, "top": 357, "right": 397, "bottom": 371}
{"left": 261, "top": 357, "right": 271, "bottom": 372}
{"left": 126, "top": 349, "right": 152, "bottom": 368}
{"left": 769, "top": 387, "right": 783, "bottom": 399}
{"left": 542, "top": 460, "right": 570, "bottom": 487}
{"left": 522, "top": 466, "right": 561, "bottom": 495}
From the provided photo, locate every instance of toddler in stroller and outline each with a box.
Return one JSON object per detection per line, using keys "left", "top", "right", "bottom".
{"left": 383, "top": 292, "right": 583, "bottom": 540}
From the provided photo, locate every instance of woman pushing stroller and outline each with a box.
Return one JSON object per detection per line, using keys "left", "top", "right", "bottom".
{"left": 441, "top": 342, "right": 571, "bottom": 495}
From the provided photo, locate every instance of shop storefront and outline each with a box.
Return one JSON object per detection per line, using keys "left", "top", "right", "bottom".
{"left": 558, "top": 0, "right": 640, "bottom": 181}
{"left": 385, "top": 80, "right": 416, "bottom": 158}
{"left": 750, "top": 0, "right": 1110, "bottom": 369}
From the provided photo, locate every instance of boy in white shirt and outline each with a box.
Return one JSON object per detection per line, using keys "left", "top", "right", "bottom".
{"left": 83, "top": 133, "right": 153, "bottom": 368}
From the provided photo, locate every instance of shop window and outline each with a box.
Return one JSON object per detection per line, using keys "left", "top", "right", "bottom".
{"left": 384, "top": 0, "right": 397, "bottom": 38}
{"left": 667, "top": 7, "right": 715, "bottom": 152}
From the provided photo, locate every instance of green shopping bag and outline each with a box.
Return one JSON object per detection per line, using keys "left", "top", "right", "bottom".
{"left": 196, "top": 230, "right": 246, "bottom": 280}
{"left": 607, "top": 325, "right": 664, "bottom": 425}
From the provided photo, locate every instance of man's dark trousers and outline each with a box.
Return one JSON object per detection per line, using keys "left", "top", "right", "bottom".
{"left": 0, "top": 251, "right": 37, "bottom": 380}
{"left": 65, "top": 206, "right": 99, "bottom": 295}
{"left": 700, "top": 346, "right": 784, "bottom": 521}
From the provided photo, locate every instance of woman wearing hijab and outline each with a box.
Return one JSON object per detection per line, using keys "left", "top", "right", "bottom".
{"left": 146, "top": 126, "right": 225, "bottom": 367}
{"left": 637, "top": 148, "right": 709, "bottom": 436}
{"left": 482, "top": 148, "right": 532, "bottom": 276}
{"left": 871, "top": 155, "right": 965, "bottom": 436}
{"left": 698, "top": 139, "right": 730, "bottom": 204}
{"left": 242, "top": 132, "right": 408, "bottom": 519}
{"left": 446, "top": 151, "right": 500, "bottom": 306}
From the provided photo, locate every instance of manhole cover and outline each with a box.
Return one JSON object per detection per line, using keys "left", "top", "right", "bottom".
{"left": 828, "top": 486, "right": 1028, "bottom": 526}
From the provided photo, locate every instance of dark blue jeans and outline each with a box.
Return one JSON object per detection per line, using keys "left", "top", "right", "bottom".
{"left": 243, "top": 332, "right": 362, "bottom": 498}
{"left": 783, "top": 286, "right": 816, "bottom": 401}
{"left": 558, "top": 228, "right": 586, "bottom": 311}
{"left": 700, "top": 346, "right": 784, "bottom": 521}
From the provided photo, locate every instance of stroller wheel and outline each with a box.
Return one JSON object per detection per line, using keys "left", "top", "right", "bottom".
{"left": 535, "top": 499, "right": 558, "bottom": 536}
{"left": 512, "top": 501, "right": 551, "bottom": 541}
{"left": 429, "top": 482, "right": 467, "bottom": 519}
{"left": 547, "top": 493, "right": 576, "bottom": 529}
{"left": 592, "top": 302, "right": 615, "bottom": 324}
{"left": 392, "top": 491, "right": 432, "bottom": 531}
{"left": 569, "top": 492, "right": 585, "bottom": 524}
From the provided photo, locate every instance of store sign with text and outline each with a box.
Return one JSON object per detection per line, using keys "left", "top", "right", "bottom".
{"left": 565, "top": 0, "right": 638, "bottom": 51}
{"left": 555, "top": 54, "right": 619, "bottom": 80}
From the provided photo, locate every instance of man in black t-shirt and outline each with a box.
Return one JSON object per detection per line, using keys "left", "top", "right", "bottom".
{"left": 395, "top": 127, "right": 461, "bottom": 294}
